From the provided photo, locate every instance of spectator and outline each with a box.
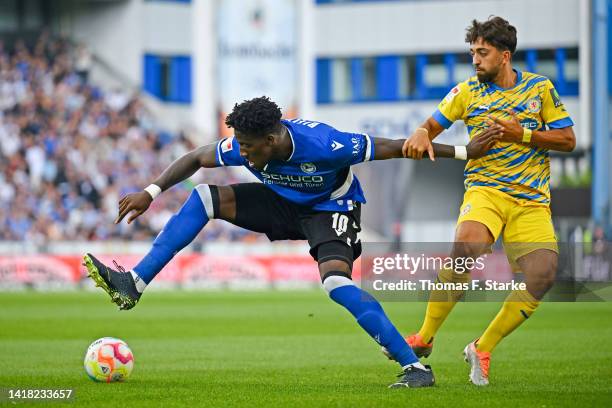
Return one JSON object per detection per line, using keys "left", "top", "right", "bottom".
{"left": 0, "top": 34, "right": 263, "bottom": 244}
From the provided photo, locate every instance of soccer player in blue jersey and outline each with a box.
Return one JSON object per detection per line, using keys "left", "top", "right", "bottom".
{"left": 84, "top": 96, "right": 498, "bottom": 388}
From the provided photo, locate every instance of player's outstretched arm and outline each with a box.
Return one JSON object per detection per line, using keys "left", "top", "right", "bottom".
{"left": 372, "top": 138, "right": 455, "bottom": 160}
{"left": 115, "top": 143, "right": 219, "bottom": 224}
{"left": 372, "top": 127, "right": 500, "bottom": 162}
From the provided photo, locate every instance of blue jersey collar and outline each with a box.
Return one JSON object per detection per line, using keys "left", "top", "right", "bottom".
{"left": 285, "top": 124, "right": 296, "bottom": 162}
{"left": 486, "top": 68, "right": 522, "bottom": 91}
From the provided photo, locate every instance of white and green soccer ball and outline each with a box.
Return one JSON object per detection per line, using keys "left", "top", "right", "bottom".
{"left": 84, "top": 337, "right": 134, "bottom": 382}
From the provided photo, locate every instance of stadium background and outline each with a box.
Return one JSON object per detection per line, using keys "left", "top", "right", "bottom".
{"left": 1, "top": 0, "right": 609, "bottom": 289}
{"left": 0, "top": 1, "right": 611, "bottom": 406}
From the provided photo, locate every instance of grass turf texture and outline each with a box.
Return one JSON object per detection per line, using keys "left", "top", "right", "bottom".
{"left": 1, "top": 291, "right": 611, "bottom": 407}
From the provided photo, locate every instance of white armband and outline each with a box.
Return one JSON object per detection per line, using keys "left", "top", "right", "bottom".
{"left": 454, "top": 146, "right": 468, "bottom": 160}
{"left": 144, "top": 184, "right": 162, "bottom": 200}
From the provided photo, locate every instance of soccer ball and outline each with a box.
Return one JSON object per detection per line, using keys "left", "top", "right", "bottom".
{"left": 84, "top": 337, "right": 134, "bottom": 382}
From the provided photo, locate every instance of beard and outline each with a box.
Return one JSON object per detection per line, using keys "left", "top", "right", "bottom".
{"left": 476, "top": 67, "right": 499, "bottom": 83}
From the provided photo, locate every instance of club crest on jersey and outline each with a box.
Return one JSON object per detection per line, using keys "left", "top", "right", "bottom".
{"left": 526, "top": 98, "right": 541, "bottom": 113}
{"left": 300, "top": 162, "right": 317, "bottom": 173}
{"left": 221, "top": 137, "right": 234, "bottom": 153}
{"left": 445, "top": 86, "right": 461, "bottom": 102}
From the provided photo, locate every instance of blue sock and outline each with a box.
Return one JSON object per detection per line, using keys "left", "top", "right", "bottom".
{"left": 133, "top": 185, "right": 213, "bottom": 284}
{"left": 324, "top": 274, "right": 418, "bottom": 367}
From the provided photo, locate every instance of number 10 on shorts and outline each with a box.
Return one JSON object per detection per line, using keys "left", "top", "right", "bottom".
{"left": 332, "top": 213, "right": 349, "bottom": 236}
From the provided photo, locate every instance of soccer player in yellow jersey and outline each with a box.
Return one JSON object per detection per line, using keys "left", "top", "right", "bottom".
{"left": 399, "top": 16, "right": 576, "bottom": 385}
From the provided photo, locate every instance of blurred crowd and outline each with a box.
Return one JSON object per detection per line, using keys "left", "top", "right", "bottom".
{"left": 0, "top": 33, "right": 263, "bottom": 244}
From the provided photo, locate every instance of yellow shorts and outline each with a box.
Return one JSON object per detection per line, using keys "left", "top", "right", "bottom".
{"left": 457, "top": 186, "right": 557, "bottom": 264}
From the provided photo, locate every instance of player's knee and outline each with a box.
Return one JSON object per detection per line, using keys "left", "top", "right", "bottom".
{"left": 316, "top": 241, "right": 353, "bottom": 280}
{"left": 319, "top": 259, "right": 351, "bottom": 280}
{"left": 453, "top": 224, "right": 492, "bottom": 259}
{"left": 527, "top": 275, "right": 554, "bottom": 299}
{"left": 194, "top": 184, "right": 237, "bottom": 221}
{"left": 522, "top": 250, "right": 558, "bottom": 298}
{"left": 543, "top": 253, "right": 557, "bottom": 277}
{"left": 194, "top": 184, "right": 220, "bottom": 219}
{"left": 455, "top": 221, "right": 493, "bottom": 243}
{"left": 211, "top": 185, "right": 236, "bottom": 221}
{"left": 537, "top": 254, "right": 557, "bottom": 291}
{"left": 451, "top": 241, "right": 487, "bottom": 260}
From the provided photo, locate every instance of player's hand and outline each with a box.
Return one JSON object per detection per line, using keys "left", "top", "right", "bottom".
{"left": 466, "top": 127, "right": 502, "bottom": 159}
{"left": 402, "top": 128, "right": 434, "bottom": 161}
{"left": 115, "top": 191, "right": 153, "bottom": 224}
{"left": 487, "top": 111, "right": 524, "bottom": 143}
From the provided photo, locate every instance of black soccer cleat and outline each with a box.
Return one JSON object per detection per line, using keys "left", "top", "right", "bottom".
{"left": 388, "top": 365, "right": 435, "bottom": 389}
{"left": 83, "top": 253, "right": 141, "bottom": 310}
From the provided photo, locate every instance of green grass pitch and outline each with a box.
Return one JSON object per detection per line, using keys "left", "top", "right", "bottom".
{"left": 1, "top": 291, "right": 611, "bottom": 407}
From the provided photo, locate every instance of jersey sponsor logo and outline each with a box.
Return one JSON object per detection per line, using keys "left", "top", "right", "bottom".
{"left": 526, "top": 97, "right": 541, "bottom": 113}
{"left": 520, "top": 118, "right": 539, "bottom": 130}
{"left": 550, "top": 88, "right": 563, "bottom": 108}
{"left": 331, "top": 140, "right": 344, "bottom": 151}
{"left": 221, "top": 137, "right": 234, "bottom": 153}
{"left": 351, "top": 137, "right": 361, "bottom": 156}
{"left": 300, "top": 162, "right": 317, "bottom": 173}
{"left": 261, "top": 171, "right": 324, "bottom": 184}
{"left": 445, "top": 86, "right": 461, "bottom": 102}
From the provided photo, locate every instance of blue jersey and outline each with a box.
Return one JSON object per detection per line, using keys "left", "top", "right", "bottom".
{"left": 215, "top": 118, "right": 375, "bottom": 211}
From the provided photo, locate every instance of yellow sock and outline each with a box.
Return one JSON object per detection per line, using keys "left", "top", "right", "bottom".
{"left": 477, "top": 289, "right": 540, "bottom": 353}
{"left": 417, "top": 268, "right": 470, "bottom": 344}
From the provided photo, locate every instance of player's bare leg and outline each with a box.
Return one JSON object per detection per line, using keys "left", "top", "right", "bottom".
{"left": 519, "top": 249, "right": 558, "bottom": 299}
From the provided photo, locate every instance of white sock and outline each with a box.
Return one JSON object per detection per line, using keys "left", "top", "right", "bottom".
{"left": 130, "top": 270, "right": 147, "bottom": 293}
{"left": 403, "top": 362, "right": 427, "bottom": 371}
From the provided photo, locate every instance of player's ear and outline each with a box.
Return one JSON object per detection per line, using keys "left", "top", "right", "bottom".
{"left": 503, "top": 50, "right": 511, "bottom": 64}
{"left": 266, "top": 133, "right": 276, "bottom": 146}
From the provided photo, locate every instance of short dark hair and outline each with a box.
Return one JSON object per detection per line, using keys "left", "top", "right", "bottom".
{"left": 465, "top": 16, "right": 517, "bottom": 54}
{"left": 225, "top": 96, "right": 282, "bottom": 137}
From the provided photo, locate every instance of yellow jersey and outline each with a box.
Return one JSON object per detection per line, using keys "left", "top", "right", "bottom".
{"left": 433, "top": 69, "right": 574, "bottom": 206}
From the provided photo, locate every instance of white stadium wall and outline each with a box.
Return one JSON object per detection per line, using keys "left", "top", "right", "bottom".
{"left": 315, "top": 0, "right": 581, "bottom": 56}
{"left": 56, "top": 0, "right": 143, "bottom": 85}
{"left": 142, "top": 1, "right": 192, "bottom": 55}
